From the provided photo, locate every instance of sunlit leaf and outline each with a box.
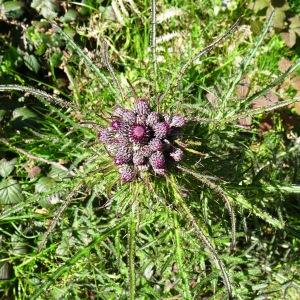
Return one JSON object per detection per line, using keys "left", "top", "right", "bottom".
{"left": 31, "top": 0, "right": 58, "bottom": 19}
{"left": 272, "top": 10, "right": 286, "bottom": 29}
{"left": 23, "top": 54, "right": 40, "bottom": 73}
{"left": 35, "top": 177, "right": 56, "bottom": 193}
{"left": 0, "top": 178, "right": 24, "bottom": 204}
{"left": 0, "top": 158, "right": 17, "bottom": 178}
{"left": 12, "top": 107, "right": 38, "bottom": 120}
{"left": 289, "top": 15, "right": 300, "bottom": 35}
{"left": 252, "top": 0, "right": 269, "bottom": 12}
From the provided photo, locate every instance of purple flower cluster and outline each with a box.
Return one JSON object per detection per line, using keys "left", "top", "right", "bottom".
{"left": 98, "top": 100, "right": 186, "bottom": 182}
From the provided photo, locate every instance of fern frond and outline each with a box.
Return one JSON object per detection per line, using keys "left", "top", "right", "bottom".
{"left": 156, "top": 31, "right": 184, "bottom": 44}
{"left": 242, "top": 58, "right": 300, "bottom": 107}
{"left": 126, "top": 0, "right": 140, "bottom": 14}
{"left": 112, "top": 0, "right": 125, "bottom": 26}
{"left": 37, "top": 181, "right": 83, "bottom": 252}
{"left": 225, "top": 95, "right": 300, "bottom": 123}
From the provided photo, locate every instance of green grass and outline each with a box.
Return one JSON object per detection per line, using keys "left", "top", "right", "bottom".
{"left": 0, "top": 0, "right": 300, "bottom": 299}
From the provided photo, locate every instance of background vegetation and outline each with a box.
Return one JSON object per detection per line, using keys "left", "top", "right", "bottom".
{"left": 0, "top": 0, "right": 300, "bottom": 299}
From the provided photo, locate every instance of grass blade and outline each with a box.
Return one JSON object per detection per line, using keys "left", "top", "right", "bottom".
{"left": 31, "top": 218, "right": 128, "bottom": 299}
{"left": 173, "top": 212, "right": 192, "bottom": 299}
{"left": 129, "top": 206, "right": 136, "bottom": 300}
{"left": 150, "top": 0, "right": 158, "bottom": 99}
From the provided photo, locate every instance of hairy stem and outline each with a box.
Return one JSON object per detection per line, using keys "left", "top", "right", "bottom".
{"left": 0, "top": 138, "right": 75, "bottom": 177}
{"left": 170, "top": 177, "right": 233, "bottom": 298}
{"left": 51, "top": 23, "right": 117, "bottom": 99}
{"left": 37, "top": 182, "right": 83, "bottom": 252}
{"left": 222, "top": 11, "right": 274, "bottom": 105}
{"left": 0, "top": 84, "right": 77, "bottom": 109}
{"left": 101, "top": 38, "right": 126, "bottom": 101}
{"left": 178, "top": 165, "right": 236, "bottom": 250}
{"left": 159, "top": 18, "right": 240, "bottom": 104}
{"left": 225, "top": 95, "right": 300, "bottom": 123}
{"left": 242, "top": 58, "right": 300, "bottom": 106}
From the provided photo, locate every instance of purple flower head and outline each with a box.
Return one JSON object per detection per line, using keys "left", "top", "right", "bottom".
{"left": 133, "top": 151, "right": 145, "bottom": 165}
{"left": 111, "top": 120, "right": 122, "bottom": 130}
{"left": 149, "top": 151, "right": 165, "bottom": 169}
{"left": 99, "top": 103, "right": 187, "bottom": 182}
{"left": 122, "top": 110, "right": 136, "bottom": 124}
{"left": 115, "top": 147, "right": 132, "bottom": 165}
{"left": 136, "top": 114, "right": 147, "bottom": 125}
{"left": 163, "top": 114, "right": 172, "bottom": 124}
{"left": 146, "top": 112, "right": 160, "bottom": 127}
{"left": 149, "top": 138, "right": 163, "bottom": 151}
{"left": 135, "top": 99, "right": 150, "bottom": 116}
{"left": 154, "top": 122, "right": 169, "bottom": 139}
{"left": 113, "top": 106, "right": 124, "bottom": 117}
{"left": 141, "top": 145, "right": 153, "bottom": 157}
{"left": 119, "top": 165, "right": 136, "bottom": 182}
{"left": 170, "top": 115, "right": 186, "bottom": 127}
{"left": 170, "top": 148, "right": 184, "bottom": 162}
{"left": 98, "top": 128, "right": 113, "bottom": 143}
{"left": 130, "top": 124, "right": 149, "bottom": 143}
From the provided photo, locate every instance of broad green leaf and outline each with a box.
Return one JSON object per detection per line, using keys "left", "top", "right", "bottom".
{"left": 48, "top": 165, "right": 68, "bottom": 180}
{"left": 35, "top": 177, "right": 56, "bottom": 193}
{"left": 280, "top": 30, "right": 296, "bottom": 48}
{"left": 0, "top": 110, "right": 5, "bottom": 121}
{"left": 290, "top": 15, "right": 300, "bottom": 36}
{"left": 272, "top": 10, "right": 286, "bottom": 29}
{"left": 252, "top": 0, "right": 269, "bottom": 12}
{"left": 0, "top": 178, "right": 24, "bottom": 204}
{"left": 0, "top": 158, "right": 17, "bottom": 178}
{"left": 31, "top": 0, "right": 58, "bottom": 19}
{"left": 2, "top": 0, "right": 22, "bottom": 11}
{"left": 23, "top": 54, "right": 40, "bottom": 73}
{"left": 12, "top": 107, "right": 37, "bottom": 120}
{"left": 60, "top": 9, "right": 78, "bottom": 22}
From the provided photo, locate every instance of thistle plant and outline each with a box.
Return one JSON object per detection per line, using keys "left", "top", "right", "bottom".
{"left": 0, "top": 1, "right": 300, "bottom": 299}
{"left": 99, "top": 99, "right": 185, "bottom": 181}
